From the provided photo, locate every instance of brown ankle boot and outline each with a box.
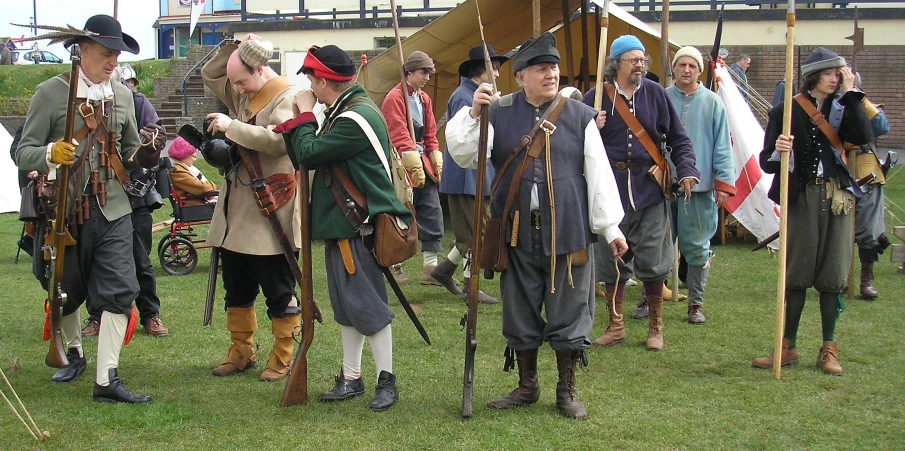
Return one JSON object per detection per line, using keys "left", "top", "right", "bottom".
{"left": 487, "top": 349, "right": 540, "bottom": 409}
{"left": 752, "top": 338, "right": 800, "bottom": 368}
{"left": 554, "top": 349, "right": 588, "bottom": 420}
{"left": 817, "top": 341, "right": 843, "bottom": 375}
{"left": 212, "top": 307, "right": 258, "bottom": 376}
{"left": 646, "top": 295, "right": 664, "bottom": 351}
{"left": 859, "top": 262, "right": 879, "bottom": 300}
{"left": 260, "top": 314, "right": 300, "bottom": 382}
{"left": 592, "top": 293, "right": 625, "bottom": 347}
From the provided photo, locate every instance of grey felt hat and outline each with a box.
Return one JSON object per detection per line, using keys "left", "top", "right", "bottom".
{"left": 511, "top": 32, "right": 560, "bottom": 74}
{"left": 800, "top": 47, "right": 845, "bottom": 78}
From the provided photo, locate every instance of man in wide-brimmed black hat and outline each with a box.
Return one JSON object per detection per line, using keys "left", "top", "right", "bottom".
{"left": 432, "top": 44, "right": 508, "bottom": 304}
{"left": 15, "top": 14, "right": 165, "bottom": 404}
{"left": 447, "top": 32, "right": 628, "bottom": 420}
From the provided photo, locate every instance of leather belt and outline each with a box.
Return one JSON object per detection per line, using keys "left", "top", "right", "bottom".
{"left": 807, "top": 177, "right": 827, "bottom": 186}
{"left": 609, "top": 159, "right": 649, "bottom": 170}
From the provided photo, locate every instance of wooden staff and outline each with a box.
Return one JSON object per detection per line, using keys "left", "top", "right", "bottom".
{"left": 660, "top": 0, "right": 670, "bottom": 88}
{"left": 593, "top": 0, "right": 609, "bottom": 111}
{"left": 561, "top": 0, "right": 575, "bottom": 87}
{"left": 772, "top": 0, "right": 796, "bottom": 381}
{"left": 532, "top": 0, "right": 542, "bottom": 38}
{"left": 389, "top": 0, "right": 417, "bottom": 145}
{"left": 580, "top": 0, "right": 591, "bottom": 93}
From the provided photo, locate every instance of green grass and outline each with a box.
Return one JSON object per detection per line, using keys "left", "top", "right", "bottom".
{"left": 0, "top": 60, "right": 170, "bottom": 115}
{"left": 1, "top": 165, "right": 904, "bottom": 450}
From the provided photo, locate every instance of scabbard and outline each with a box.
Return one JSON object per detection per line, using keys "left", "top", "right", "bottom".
{"left": 381, "top": 266, "right": 430, "bottom": 345}
{"left": 337, "top": 239, "right": 356, "bottom": 275}
{"left": 203, "top": 246, "right": 219, "bottom": 326}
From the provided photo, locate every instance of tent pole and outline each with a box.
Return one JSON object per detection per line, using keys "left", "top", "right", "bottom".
{"left": 561, "top": 0, "right": 575, "bottom": 87}
{"left": 580, "top": 0, "right": 591, "bottom": 93}
{"left": 533, "top": 0, "right": 542, "bottom": 38}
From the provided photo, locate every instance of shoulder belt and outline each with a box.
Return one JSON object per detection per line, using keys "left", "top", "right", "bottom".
{"left": 793, "top": 93, "right": 848, "bottom": 165}
{"left": 604, "top": 83, "right": 665, "bottom": 171}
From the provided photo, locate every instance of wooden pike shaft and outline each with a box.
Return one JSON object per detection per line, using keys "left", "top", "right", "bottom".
{"left": 593, "top": 0, "right": 609, "bottom": 111}
{"left": 773, "top": 1, "right": 796, "bottom": 381}
{"left": 660, "top": 0, "right": 670, "bottom": 88}
{"left": 389, "top": 0, "right": 417, "bottom": 144}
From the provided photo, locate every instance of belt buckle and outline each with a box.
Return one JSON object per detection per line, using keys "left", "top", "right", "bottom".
{"left": 614, "top": 161, "right": 627, "bottom": 170}
{"left": 814, "top": 177, "right": 825, "bottom": 185}
{"left": 532, "top": 210, "right": 541, "bottom": 229}
{"left": 541, "top": 120, "right": 556, "bottom": 135}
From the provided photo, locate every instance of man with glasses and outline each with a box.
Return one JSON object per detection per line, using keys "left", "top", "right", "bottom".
{"left": 583, "top": 35, "right": 699, "bottom": 352}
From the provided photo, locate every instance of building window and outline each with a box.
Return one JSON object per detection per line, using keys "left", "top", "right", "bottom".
{"left": 374, "top": 36, "right": 403, "bottom": 50}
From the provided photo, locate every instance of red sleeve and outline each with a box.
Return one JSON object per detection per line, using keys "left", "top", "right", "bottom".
{"left": 381, "top": 86, "right": 416, "bottom": 153}
{"left": 421, "top": 91, "right": 439, "bottom": 153}
{"left": 273, "top": 112, "right": 317, "bottom": 134}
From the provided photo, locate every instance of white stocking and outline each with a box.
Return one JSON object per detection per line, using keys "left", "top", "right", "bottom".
{"left": 96, "top": 311, "right": 127, "bottom": 386}
{"left": 367, "top": 324, "right": 393, "bottom": 377}
{"left": 340, "top": 325, "right": 365, "bottom": 380}
{"left": 60, "top": 311, "right": 82, "bottom": 357}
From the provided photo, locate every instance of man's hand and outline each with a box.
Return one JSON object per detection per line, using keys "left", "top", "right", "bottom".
{"left": 206, "top": 113, "right": 233, "bottom": 134}
{"left": 428, "top": 151, "right": 443, "bottom": 181}
{"left": 595, "top": 110, "right": 607, "bottom": 130}
{"left": 715, "top": 190, "right": 730, "bottom": 208}
{"left": 609, "top": 237, "right": 629, "bottom": 258}
{"left": 680, "top": 177, "right": 697, "bottom": 195}
{"left": 140, "top": 123, "right": 167, "bottom": 151}
{"left": 469, "top": 83, "right": 501, "bottom": 119}
{"left": 243, "top": 33, "right": 262, "bottom": 43}
{"left": 775, "top": 134, "right": 793, "bottom": 153}
{"left": 401, "top": 151, "right": 426, "bottom": 188}
{"left": 50, "top": 140, "right": 76, "bottom": 166}
{"left": 838, "top": 66, "right": 855, "bottom": 93}
{"left": 294, "top": 90, "right": 317, "bottom": 114}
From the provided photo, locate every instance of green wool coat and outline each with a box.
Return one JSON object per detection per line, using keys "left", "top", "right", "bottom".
{"left": 16, "top": 74, "right": 143, "bottom": 222}
{"left": 284, "top": 85, "right": 411, "bottom": 241}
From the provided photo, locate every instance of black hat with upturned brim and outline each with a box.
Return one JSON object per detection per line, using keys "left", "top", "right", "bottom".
{"left": 458, "top": 44, "right": 509, "bottom": 78}
{"left": 64, "top": 14, "right": 140, "bottom": 55}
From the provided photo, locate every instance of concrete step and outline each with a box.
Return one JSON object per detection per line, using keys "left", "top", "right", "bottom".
{"left": 161, "top": 101, "right": 183, "bottom": 110}
{"left": 157, "top": 109, "right": 184, "bottom": 118}
{"left": 158, "top": 117, "right": 177, "bottom": 128}
{"left": 168, "top": 94, "right": 203, "bottom": 103}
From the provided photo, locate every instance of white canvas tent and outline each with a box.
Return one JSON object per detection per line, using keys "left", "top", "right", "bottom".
{"left": 0, "top": 124, "right": 21, "bottom": 214}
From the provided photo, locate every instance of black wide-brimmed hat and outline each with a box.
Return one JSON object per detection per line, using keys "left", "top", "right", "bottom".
{"left": 511, "top": 32, "right": 560, "bottom": 74}
{"left": 64, "top": 15, "right": 139, "bottom": 54}
{"left": 458, "top": 44, "right": 509, "bottom": 78}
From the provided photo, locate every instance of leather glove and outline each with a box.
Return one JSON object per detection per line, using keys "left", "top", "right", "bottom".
{"left": 50, "top": 140, "right": 75, "bottom": 166}
{"left": 428, "top": 150, "right": 443, "bottom": 182}
{"left": 401, "top": 150, "right": 426, "bottom": 188}
{"left": 140, "top": 123, "right": 167, "bottom": 151}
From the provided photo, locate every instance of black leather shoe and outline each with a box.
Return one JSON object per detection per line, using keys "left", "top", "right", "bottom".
{"left": 370, "top": 370, "right": 398, "bottom": 412}
{"left": 318, "top": 369, "right": 365, "bottom": 402}
{"left": 51, "top": 348, "right": 86, "bottom": 383}
{"left": 93, "top": 369, "right": 151, "bottom": 404}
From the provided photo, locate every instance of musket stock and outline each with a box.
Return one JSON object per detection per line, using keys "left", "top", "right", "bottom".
{"left": 281, "top": 167, "right": 316, "bottom": 407}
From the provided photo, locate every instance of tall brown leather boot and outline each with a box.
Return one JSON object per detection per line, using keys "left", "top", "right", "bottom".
{"left": 817, "top": 341, "right": 843, "bottom": 375}
{"left": 554, "top": 349, "right": 588, "bottom": 420}
{"left": 752, "top": 338, "right": 800, "bottom": 368}
{"left": 592, "top": 293, "right": 625, "bottom": 347}
{"left": 646, "top": 295, "right": 664, "bottom": 351}
{"left": 859, "top": 262, "right": 879, "bottom": 300}
{"left": 487, "top": 349, "right": 540, "bottom": 409}
{"left": 212, "top": 307, "right": 257, "bottom": 376}
{"left": 260, "top": 314, "right": 300, "bottom": 382}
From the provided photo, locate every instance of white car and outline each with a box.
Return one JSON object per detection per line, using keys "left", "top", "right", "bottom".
{"left": 12, "top": 48, "right": 65, "bottom": 65}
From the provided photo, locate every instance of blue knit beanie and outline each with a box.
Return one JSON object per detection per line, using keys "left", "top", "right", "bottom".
{"left": 610, "top": 35, "right": 645, "bottom": 59}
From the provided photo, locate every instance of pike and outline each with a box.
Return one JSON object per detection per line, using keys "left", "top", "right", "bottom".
{"left": 771, "top": 0, "right": 796, "bottom": 381}
{"left": 705, "top": 3, "right": 725, "bottom": 92}
{"left": 593, "top": 0, "right": 610, "bottom": 111}
{"left": 43, "top": 45, "right": 82, "bottom": 369}
{"left": 462, "top": 0, "right": 495, "bottom": 419}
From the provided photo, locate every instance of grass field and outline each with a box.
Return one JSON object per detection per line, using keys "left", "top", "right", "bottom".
{"left": 0, "top": 163, "right": 904, "bottom": 450}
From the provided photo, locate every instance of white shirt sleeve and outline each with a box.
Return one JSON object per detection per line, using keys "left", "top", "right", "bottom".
{"left": 584, "top": 120, "right": 625, "bottom": 244}
{"left": 445, "top": 105, "right": 494, "bottom": 169}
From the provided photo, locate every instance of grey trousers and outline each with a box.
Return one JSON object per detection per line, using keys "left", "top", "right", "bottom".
{"left": 500, "top": 244, "right": 595, "bottom": 351}
{"left": 325, "top": 238, "right": 395, "bottom": 336}
{"left": 412, "top": 177, "right": 444, "bottom": 253}
{"left": 597, "top": 200, "right": 673, "bottom": 283}
{"left": 786, "top": 184, "right": 854, "bottom": 292}
{"left": 855, "top": 183, "right": 885, "bottom": 251}
{"left": 447, "top": 194, "right": 489, "bottom": 258}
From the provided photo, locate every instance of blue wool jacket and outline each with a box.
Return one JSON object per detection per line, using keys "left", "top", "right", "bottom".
{"left": 665, "top": 83, "right": 736, "bottom": 195}
{"left": 439, "top": 77, "right": 495, "bottom": 196}
{"left": 583, "top": 78, "right": 699, "bottom": 212}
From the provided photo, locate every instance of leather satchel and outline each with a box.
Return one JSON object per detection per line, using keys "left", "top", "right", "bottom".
{"left": 479, "top": 94, "right": 566, "bottom": 274}
{"left": 19, "top": 182, "right": 40, "bottom": 222}
{"left": 604, "top": 83, "right": 675, "bottom": 198}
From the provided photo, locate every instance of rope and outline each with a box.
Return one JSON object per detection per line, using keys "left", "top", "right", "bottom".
{"left": 0, "top": 366, "right": 49, "bottom": 442}
{"left": 612, "top": 256, "right": 625, "bottom": 320}
{"left": 544, "top": 129, "right": 557, "bottom": 294}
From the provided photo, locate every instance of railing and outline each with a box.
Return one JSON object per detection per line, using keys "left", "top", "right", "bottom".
{"left": 181, "top": 39, "right": 233, "bottom": 117}
{"left": 238, "top": 0, "right": 453, "bottom": 21}
{"left": 615, "top": 0, "right": 902, "bottom": 11}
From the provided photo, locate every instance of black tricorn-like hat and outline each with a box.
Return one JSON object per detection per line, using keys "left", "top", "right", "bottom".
{"left": 64, "top": 15, "right": 139, "bottom": 54}
{"left": 511, "top": 32, "right": 559, "bottom": 74}
{"left": 458, "top": 44, "right": 509, "bottom": 78}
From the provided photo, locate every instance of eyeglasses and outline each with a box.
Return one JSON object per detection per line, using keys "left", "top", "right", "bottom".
{"left": 622, "top": 57, "right": 646, "bottom": 66}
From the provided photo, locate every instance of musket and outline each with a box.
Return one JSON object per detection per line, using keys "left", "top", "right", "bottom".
{"left": 771, "top": 0, "right": 796, "bottom": 381}
{"left": 43, "top": 45, "right": 82, "bottom": 369}
{"left": 463, "top": 0, "right": 496, "bottom": 419}
{"left": 203, "top": 246, "right": 218, "bottom": 326}
{"left": 280, "top": 166, "right": 317, "bottom": 407}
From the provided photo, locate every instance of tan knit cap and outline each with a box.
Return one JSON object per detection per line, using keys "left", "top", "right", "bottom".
{"left": 238, "top": 37, "right": 274, "bottom": 69}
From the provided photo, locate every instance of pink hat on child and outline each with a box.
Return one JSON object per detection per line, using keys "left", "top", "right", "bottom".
{"left": 168, "top": 137, "right": 197, "bottom": 160}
